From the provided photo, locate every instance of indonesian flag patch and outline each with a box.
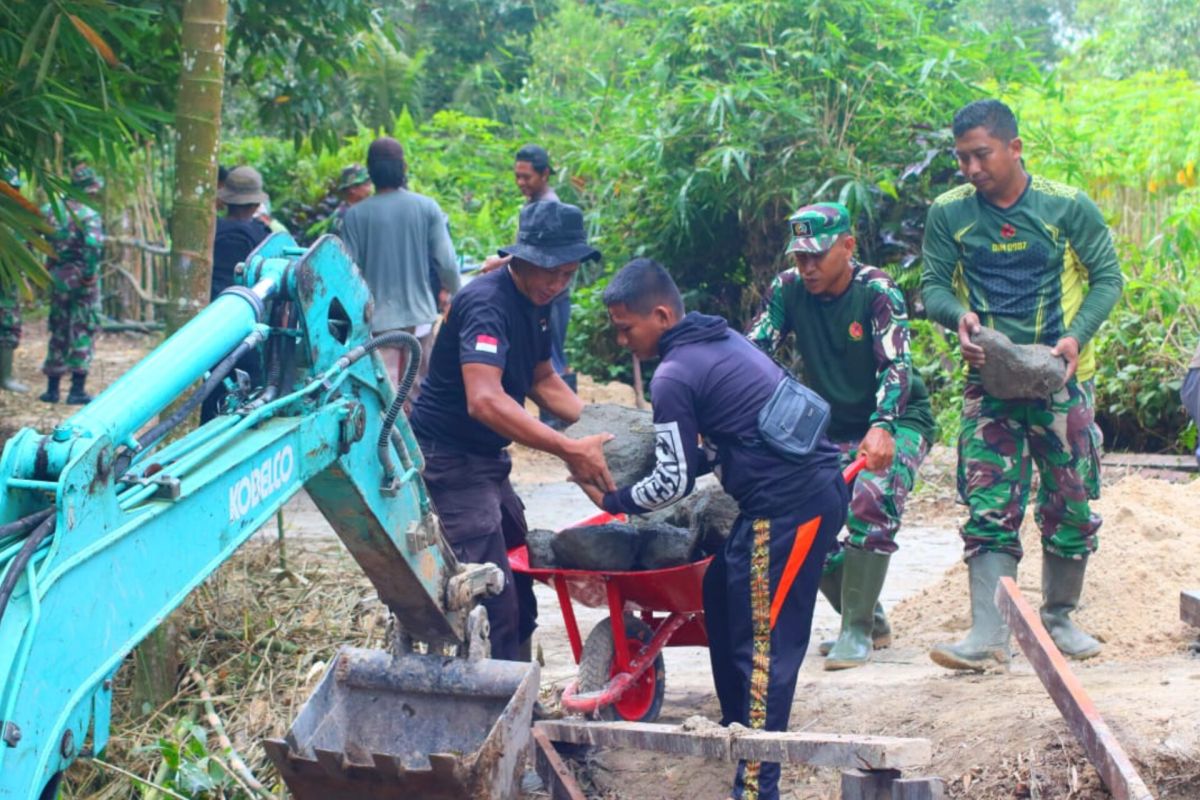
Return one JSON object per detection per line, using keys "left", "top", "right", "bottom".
{"left": 475, "top": 334, "right": 499, "bottom": 354}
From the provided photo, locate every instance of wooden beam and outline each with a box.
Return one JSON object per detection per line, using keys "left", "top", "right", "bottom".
{"left": 995, "top": 577, "right": 1155, "bottom": 800}
{"left": 1180, "top": 590, "right": 1200, "bottom": 628}
{"left": 891, "top": 776, "right": 945, "bottom": 800}
{"left": 1101, "top": 453, "right": 1198, "bottom": 473}
{"left": 535, "top": 720, "right": 931, "bottom": 770}
{"left": 531, "top": 727, "right": 587, "bottom": 800}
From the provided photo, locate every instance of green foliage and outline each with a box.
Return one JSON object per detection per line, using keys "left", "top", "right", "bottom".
{"left": 222, "top": 109, "right": 521, "bottom": 258}
{"left": 1072, "top": 0, "right": 1200, "bottom": 79}
{"left": 909, "top": 319, "right": 966, "bottom": 443}
{"left": 134, "top": 717, "right": 248, "bottom": 798}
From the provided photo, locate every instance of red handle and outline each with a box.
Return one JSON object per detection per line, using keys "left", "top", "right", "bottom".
{"left": 842, "top": 455, "right": 867, "bottom": 484}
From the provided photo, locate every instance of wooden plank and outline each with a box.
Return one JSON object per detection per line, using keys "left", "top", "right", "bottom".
{"left": 535, "top": 720, "right": 931, "bottom": 770}
{"left": 1101, "top": 453, "right": 1198, "bottom": 472}
{"left": 1180, "top": 590, "right": 1200, "bottom": 628}
{"left": 996, "top": 577, "right": 1155, "bottom": 800}
{"left": 531, "top": 727, "right": 586, "bottom": 800}
{"left": 891, "top": 776, "right": 945, "bottom": 800}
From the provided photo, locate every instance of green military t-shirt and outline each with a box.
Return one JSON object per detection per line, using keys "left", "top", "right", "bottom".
{"left": 748, "top": 261, "right": 935, "bottom": 444}
{"left": 920, "top": 175, "right": 1123, "bottom": 383}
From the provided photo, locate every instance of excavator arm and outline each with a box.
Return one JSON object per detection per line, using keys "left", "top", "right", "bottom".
{"left": 0, "top": 234, "right": 535, "bottom": 800}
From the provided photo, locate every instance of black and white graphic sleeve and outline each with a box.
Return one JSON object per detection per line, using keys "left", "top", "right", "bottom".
{"left": 603, "top": 376, "right": 703, "bottom": 515}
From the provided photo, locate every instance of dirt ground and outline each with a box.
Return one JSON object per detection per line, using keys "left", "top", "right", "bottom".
{"left": 9, "top": 327, "right": 1200, "bottom": 799}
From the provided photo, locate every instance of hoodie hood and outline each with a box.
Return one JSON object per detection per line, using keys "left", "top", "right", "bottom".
{"left": 659, "top": 311, "right": 729, "bottom": 356}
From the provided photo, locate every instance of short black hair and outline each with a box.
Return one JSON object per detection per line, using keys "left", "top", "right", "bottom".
{"left": 217, "top": 164, "right": 229, "bottom": 184}
{"left": 952, "top": 99, "right": 1019, "bottom": 142}
{"left": 603, "top": 258, "right": 684, "bottom": 316}
{"left": 367, "top": 137, "right": 408, "bottom": 189}
{"left": 226, "top": 202, "right": 258, "bottom": 215}
{"left": 515, "top": 144, "right": 552, "bottom": 175}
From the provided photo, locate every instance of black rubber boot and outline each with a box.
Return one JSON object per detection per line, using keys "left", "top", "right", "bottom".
{"left": 817, "top": 558, "right": 892, "bottom": 655}
{"left": 39, "top": 374, "right": 61, "bottom": 403}
{"left": 0, "top": 346, "right": 29, "bottom": 393}
{"left": 1041, "top": 552, "right": 1102, "bottom": 659}
{"left": 929, "top": 552, "right": 1018, "bottom": 672}
{"left": 825, "top": 549, "right": 891, "bottom": 670}
{"left": 66, "top": 373, "right": 92, "bottom": 405}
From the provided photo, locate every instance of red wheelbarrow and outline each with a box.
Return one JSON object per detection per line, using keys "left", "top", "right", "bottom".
{"left": 509, "top": 458, "right": 866, "bottom": 723}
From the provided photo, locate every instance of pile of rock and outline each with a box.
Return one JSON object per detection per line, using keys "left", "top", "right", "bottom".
{"left": 525, "top": 483, "right": 741, "bottom": 572}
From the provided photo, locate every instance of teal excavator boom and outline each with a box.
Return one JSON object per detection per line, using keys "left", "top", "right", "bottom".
{"left": 0, "top": 234, "right": 537, "bottom": 799}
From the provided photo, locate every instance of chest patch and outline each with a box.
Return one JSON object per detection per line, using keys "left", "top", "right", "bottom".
{"left": 1000, "top": 222, "right": 1016, "bottom": 239}
{"left": 848, "top": 321, "right": 864, "bottom": 341}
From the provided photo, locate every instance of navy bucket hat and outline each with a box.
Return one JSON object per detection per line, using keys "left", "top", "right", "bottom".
{"left": 498, "top": 201, "right": 601, "bottom": 268}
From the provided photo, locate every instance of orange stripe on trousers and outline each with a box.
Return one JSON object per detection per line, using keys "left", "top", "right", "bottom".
{"left": 768, "top": 516, "right": 822, "bottom": 631}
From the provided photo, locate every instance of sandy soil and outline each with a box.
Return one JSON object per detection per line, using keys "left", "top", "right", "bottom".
{"left": 10, "top": 328, "right": 1200, "bottom": 799}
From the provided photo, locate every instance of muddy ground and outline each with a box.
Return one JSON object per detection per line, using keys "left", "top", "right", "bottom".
{"left": 7, "top": 327, "right": 1200, "bottom": 800}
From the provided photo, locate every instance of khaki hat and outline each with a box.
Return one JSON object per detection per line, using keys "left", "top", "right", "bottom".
{"left": 218, "top": 166, "right": 269, "bottom": 205}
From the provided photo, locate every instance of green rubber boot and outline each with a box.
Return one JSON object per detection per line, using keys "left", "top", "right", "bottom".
{"left": 818, "top": 557, "right": 892, "bottom": 656}
{"left": 0, "top": 346, "right": 28, "bottom": 393}
{"left": 929, "top": 551, "right": 1018, "bottom": 672}
{"left": 825, "top": 548, "right": 891, "bottom": 670}
{"left": 1041, "top": 552, "right": 1102, "bottom": 660}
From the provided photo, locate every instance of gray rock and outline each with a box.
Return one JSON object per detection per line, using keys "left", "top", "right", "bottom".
{"left": 551, "top": 522, "right": 641, "bottom": 571}
{"left": 565, "top": 404, "right": 657, "bottom": 486}
{"left": 635, "top": 522, "right": 700, "bottom": 570}
{"left": 973, "top": 327, "right": 1067, "bottom": 400}
{"left": 677, "top": 485, "right": 741, "bottom": 555}
{"left": 525, "top": 528, "right": 558, "bottom": 569}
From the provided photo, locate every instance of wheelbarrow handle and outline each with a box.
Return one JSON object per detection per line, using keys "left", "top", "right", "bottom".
{"left": 842, "top": 454, "right": 868, "bottom": 484}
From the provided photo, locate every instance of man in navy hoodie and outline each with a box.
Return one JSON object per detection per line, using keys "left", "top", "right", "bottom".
{"left": 577, "top": 258, "right": 848, "bottom": 800}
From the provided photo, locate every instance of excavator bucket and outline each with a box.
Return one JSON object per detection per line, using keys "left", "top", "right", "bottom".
{"left": 264, "top": 647, "right": 539, "bottom": 800}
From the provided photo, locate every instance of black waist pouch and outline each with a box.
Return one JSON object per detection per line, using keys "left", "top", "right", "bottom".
{"left": 756, "top": 375, "right": 831, "bottom": 461}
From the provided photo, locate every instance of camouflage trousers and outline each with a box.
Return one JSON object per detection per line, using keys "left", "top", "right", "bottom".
{"left": 0, "top": 291, "right": 20, "bottom": 348}
{"left": 956, "top": 380, "right": 1101, "bottom": 561}
{"left": 824, "top": 425, "right": 928, "bottom": 571}
{"left": 43, "top": 265, "right": 99, "bottom": 377}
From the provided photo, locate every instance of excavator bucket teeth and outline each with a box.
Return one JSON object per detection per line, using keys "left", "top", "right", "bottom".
{"left": 266, "top": 647, "right": 538, "bottom": 800}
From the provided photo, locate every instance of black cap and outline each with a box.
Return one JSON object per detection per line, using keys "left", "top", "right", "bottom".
{"left": 515, "top": 144, "right": 553, "bottom": 174}
{"left": 499, "top": 201, "right": 601, "bottom": 268}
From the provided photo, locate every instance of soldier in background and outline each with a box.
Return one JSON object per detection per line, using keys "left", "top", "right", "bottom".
{"left": 0, "top": 166, "right": 30, "bottom": 394}
{"left": 39, "top": 164, "right": 105, "bottom": 405}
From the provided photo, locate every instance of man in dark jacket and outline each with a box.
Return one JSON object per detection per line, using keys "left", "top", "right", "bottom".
{"left": 203, "top": 166, "right": 273, "bottom": 422}
{"left": 578, "top": 258, "right": 848, "bottom": 800}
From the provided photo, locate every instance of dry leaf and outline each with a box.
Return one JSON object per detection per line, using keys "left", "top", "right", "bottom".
{"left": 68, "top": 14, "right": 119, "bottom": 67}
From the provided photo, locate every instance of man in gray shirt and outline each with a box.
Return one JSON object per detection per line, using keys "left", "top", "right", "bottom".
{"left": 342, "top": 137, "right": 461, "bottom": 397}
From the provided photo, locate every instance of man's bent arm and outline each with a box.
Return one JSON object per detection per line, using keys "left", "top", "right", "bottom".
{"left": 430, "top": 210, "right": 462, "bottom": 295}
{"left": 527, "top": 360, "right": 583, "bottom": 423}
{"left": 867, "top": 279, "right": 913, "bottom": 431}
{"left": 920, "top": 204, "right": 969, "bottom": 330}
{"left": 747, "top": 271, "right": 791, "bottom": 353}
{"left": 1062, "top": 194, "right": 1123, "bottom": 348}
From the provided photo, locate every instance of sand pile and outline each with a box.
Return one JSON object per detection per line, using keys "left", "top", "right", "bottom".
{"left": 891, "top": 475, "right": 1200, "bottom": 660}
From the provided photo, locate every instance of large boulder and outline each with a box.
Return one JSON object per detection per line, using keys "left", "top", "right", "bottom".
{"left": 973, "top": 327, "right": 1067, "bottom": 400}
{"left": 525, "top": 528, "right": 559, "bottom": 569}
{"left": 551, "top": 522, "right": 641, "bottom": 571}
{"left": 565, "top": 404, "right": 657, "bottom": 486}
{"left": 635, "top": 522, "right": 701, "bottom": 570}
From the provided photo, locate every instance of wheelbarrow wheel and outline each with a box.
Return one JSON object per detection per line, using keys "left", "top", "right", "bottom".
{"left": 577, "top": 614, "right": 666, "bottom": 722}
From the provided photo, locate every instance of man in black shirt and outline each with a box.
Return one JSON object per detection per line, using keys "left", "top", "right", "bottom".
{"left": 410, "top": 201, "right": 613, "bottom": 661}
{"left": 203, "top": 166, "right": 272, "bottom": 422}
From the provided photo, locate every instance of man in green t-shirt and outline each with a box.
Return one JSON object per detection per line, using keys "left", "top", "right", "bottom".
{"left": 921, "top": 99, "right": 1122, "bottom": 671}
{"left": 749, "top": 202, "right": 934, "bottom": 670}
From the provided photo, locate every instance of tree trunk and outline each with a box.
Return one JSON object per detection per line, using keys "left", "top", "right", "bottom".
{"left": 165, "top": 0, "right": 227, "bottom": 337}
{"left": 133, "top": 0, "right": 227, "bottom": 714}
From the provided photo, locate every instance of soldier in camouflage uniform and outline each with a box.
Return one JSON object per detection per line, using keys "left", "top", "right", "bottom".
{"left": 39, "top": 164, "right": 105, "bottom": 405}
{"left": 1, "top": 166, "right": 30, "bottom": 393}
{"left": 748, "top": 202, "right": 934, "bottom": 670}
{"left": 922, "top": 100, "right": 1122, "bottom": 671}
{"left": 309, "top": 164, "right": 372, "bottom": 241}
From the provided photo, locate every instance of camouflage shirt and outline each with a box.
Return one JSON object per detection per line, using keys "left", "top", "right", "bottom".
{"left": 42, "top": 198, "right": 104, "bottom": 277}
{"left": 748, "top": 260, "right": 934, "bottom": 443}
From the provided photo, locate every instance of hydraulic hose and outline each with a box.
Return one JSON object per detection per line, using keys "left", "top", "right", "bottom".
{"left": 370, "top": 332, "right": 422, "bottom": 479}
{"left": 0, "top": 507, "right": 54, "bottom": 542}
{"left": 116, "top": 330, "right": 266, "bottom": 475}
{"left": 0, "top": 514, "right": 56, "bottom": 625}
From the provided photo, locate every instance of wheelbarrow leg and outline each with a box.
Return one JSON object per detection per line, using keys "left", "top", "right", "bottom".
{"left": 605, "top": 579, "right": 632, "bottom": 673}
{"left": 554, "top": 577, "right": 585, "bottom": 664}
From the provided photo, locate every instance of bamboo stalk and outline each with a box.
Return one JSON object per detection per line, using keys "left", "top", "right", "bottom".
{"left": 188, "top": 668, "right": 273, "bottom": 799}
